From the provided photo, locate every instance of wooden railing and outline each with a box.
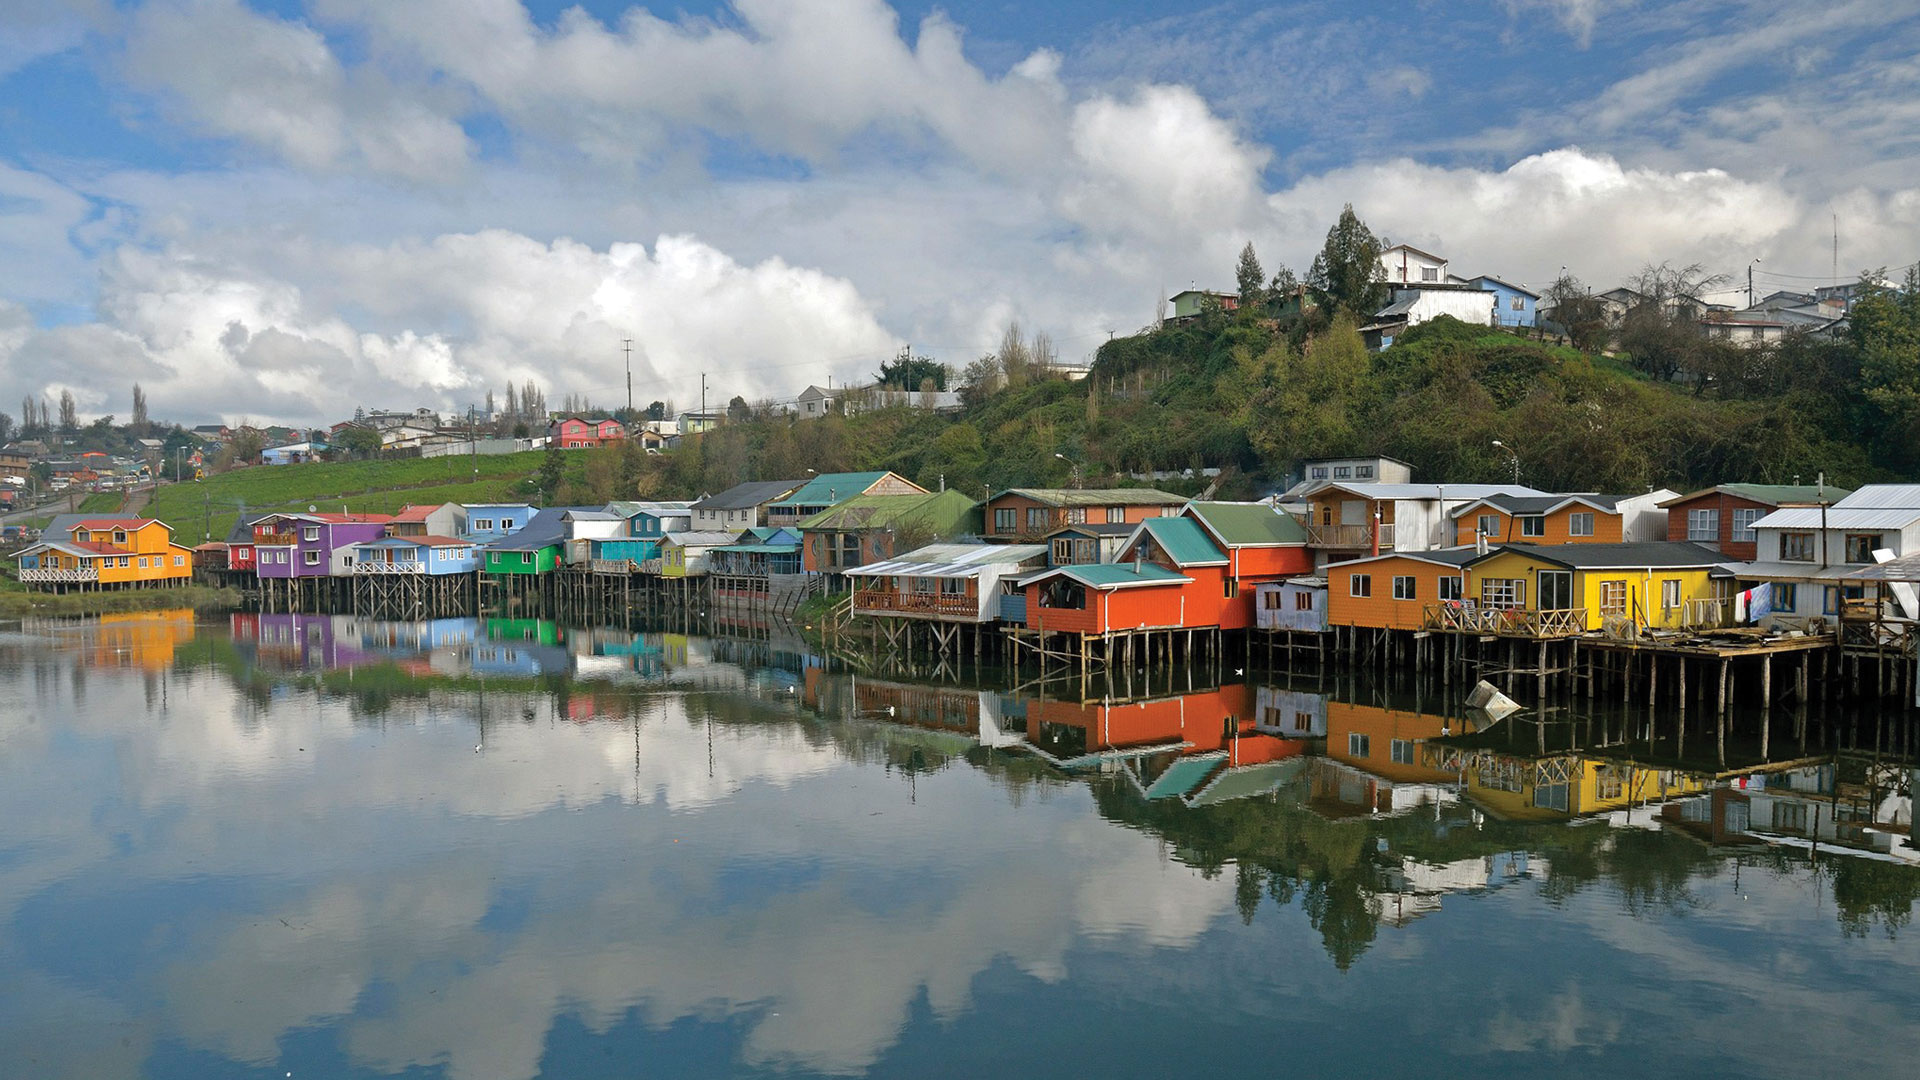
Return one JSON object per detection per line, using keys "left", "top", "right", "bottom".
{"left": 1669, "top": 597, "right": 1735, "bottom": 630}
{"left": 1423, "top": 602, "right": 1586, "bottom": 636}
{"left": 255, "top": 532, "right": 298, "bottom": 547}
{"left": 1305, "top": 522, "right": 1394, "bottom": 549}
{"left": 853, "top": 588, "right": 976, "bottom": 617}
{"left": 19, "top": 566, "right": 99, "bottom": 584}
{"left": 354, "top": 560, "right": 423, "bottom": 574}
{"left": 590, "top": 558, "right": 636, "bottom": 575}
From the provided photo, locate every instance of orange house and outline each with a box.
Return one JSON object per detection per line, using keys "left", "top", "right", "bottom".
{"left": 1324, "top": 548, "right": 1478, "bottom": 630}
{"left": 16, "top": 517, "right": 195, "bottom": 590}
{"left": 1023, "top": 684, "right": 1307, "bottom": 769}
{"left": 1448, "top": 492, "right": 1673, "bottom": 546}
{"left": 982, "top": 488, "right": 1186, "bottom": 541}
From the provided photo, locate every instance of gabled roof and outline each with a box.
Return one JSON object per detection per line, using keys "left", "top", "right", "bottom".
{"left": 1466, "top": 275, "right": 1540, "bottom": 299}
{"left": 846, "top": 543, "right": 1047, "bottom": 579}
{"left": 1472, "top": 541, "right": 1725, "bottom": 570}
{"left": 73, "top": 518, "right": 163, "bottom": 532}
{"left": 1381, "top": 242, "right": 1447, "bottom": 264}
{"left": 1447, "top": 492, "right": 1634, "bottom": 518}
{"left": 992, "top": 487, "right": 1187, "bottom": 508}
{"left": 1326, "top": 547, "right": 1481, "bottom": 570}
{"left": 795, "top": 489, "right": 976, "bottom": 532}
{"left": 391, "top": 504, "right": 456, "bottom": 523}
{"left": 1657, "top": 483, "right": 1846, "bottom": 509}
{"left": 1016, "top": 563, "right": 1192, "bottom": 589}
{"left": 20, "top": 539, "right": 124, "bottom": 558}
{"left": 1298, "top": 481, "right": 1548, "bottom": 502}
{"left": 225, "top": 514, "right": 270, "bottom": 545}
{"left": 1749, "top": 506, "right": 1920, "bottom": 531}
{"left": 1130, "top": 517, "right": 1227, "bottom": 567}
{"left": 1044, "top": 522, "right": 1139, "bottom": 538}
{"left": 769, "top": 471, "right": 907, "bottom": 510}
{"left": 1833, "top": 484, "right": 1920, "bottom": 510}
{"left": 664, "top": 530, "right": 744, "bottom": 548}
{"left": 1183, "top": 501, "right": 1307, "bottom": 546}
{"left": 690, "top": 479, "right": 806, "bottom": 512}
{"left": 484, "top": 507, "right": 588, "bottom": 551}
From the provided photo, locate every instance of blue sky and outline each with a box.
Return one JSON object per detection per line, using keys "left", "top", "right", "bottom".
{"left": 2, "top": 0, "right": 1918, "bottom": 424}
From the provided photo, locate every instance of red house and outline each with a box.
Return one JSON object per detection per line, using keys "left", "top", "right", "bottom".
{"left": 1658, "top": 483, "right": 1847, "bottom": 561}
{"left": 1016, "top": 501, "right": 1312, "bottom": 634}
{"left": 549, "top": 416, "right": 627, "bottom": 449}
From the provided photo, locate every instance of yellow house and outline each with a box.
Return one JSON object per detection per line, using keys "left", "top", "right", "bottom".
{"left": 1460, "top": 541, "right": 1730, "bottom": 633}
{"left": 16, "top": 517, "right": 194, "bottom": 590}
{"left": 1441, "top": 751, "right": 1710, "bottom": 821}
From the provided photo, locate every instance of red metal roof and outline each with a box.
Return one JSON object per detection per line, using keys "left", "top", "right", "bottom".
{"left": 392, "top": 505, "right": 437, "bottom": 522}
{"left": 74, "top": 518, "right": 159, "bottom": 531}
{"left": 311, "top": 513, "right": 392, "bottom": 523}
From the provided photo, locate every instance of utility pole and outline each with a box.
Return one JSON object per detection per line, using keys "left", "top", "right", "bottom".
{"left": 1748, "top": 258, "right": 1759, "bottom": 308}
{"left": 469, "top": 404, "right": 478, "bottom": 485}
{"left": 622, "top": 338, "right": 633, "bottom": 417}
{"left": 700, "top": 373, "right": 707, "bottom": 429}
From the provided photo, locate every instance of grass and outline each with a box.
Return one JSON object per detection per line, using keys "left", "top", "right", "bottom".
{"left": 0, "top": 582, "right": 244, "bottom": 618}
{"left": 145, "top": 452, "right": 551, "bottom": 542}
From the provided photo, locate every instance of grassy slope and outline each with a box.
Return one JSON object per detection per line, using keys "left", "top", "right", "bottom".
{"left": 145, "top": 452, "right": 554, "bottom": 543}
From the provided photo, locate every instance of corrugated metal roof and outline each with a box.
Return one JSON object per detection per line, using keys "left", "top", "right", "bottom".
{"left": 1841, "top": 554, "right": 1920, "bottom": 582}
{"left": 1015, "top": 563, "right": 1192, "bottom": 589}
{"left": 1185, "top": 501, "right": 1307, "bottom": 545}
{"left": 845, "top": 543, "right": 1046, "bottom": 579}
{"left": 1141, "top": 517, "right": 1227, "bottom": 566}
{"left": 1328, "top": 547, "right": 1481, "bottom": 569}
{"left": 1299, "top": 481, "right": 1549, "bottom": 501}
{"left": 1834, "top": 484, "right": 1920, "bottom": 509}
{"left": 689, "top": 480, "right": 805, "bottom": 511}
{"left": 1482, "top": 541, "right": 1725, "bottom": 569}
{"left": 1750, "top": 506, "right": 1920, "bottom": 530}
{"left": 769, "top": 471, "right": 898, "bottom": 509}
{"left": 1733, "top": 561, "right": 1858, "bottom": 580}
{"left": 997, "top": 487, "right": 1187, "bottom": 508}
{"left": 665, "top": 531, "right": 742, "bottom": 548}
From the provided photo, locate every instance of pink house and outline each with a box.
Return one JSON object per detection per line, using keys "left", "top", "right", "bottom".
{"left": 550, "top": 417, "right": 627, "bottom": 449}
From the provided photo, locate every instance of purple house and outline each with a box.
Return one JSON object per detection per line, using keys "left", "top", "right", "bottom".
{"left": 252, "top": 512, "right": 395, "bottom": 577}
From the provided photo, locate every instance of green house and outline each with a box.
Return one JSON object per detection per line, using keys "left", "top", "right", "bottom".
{"left": 482, "top": 507, "right": 578, "bottom": 577}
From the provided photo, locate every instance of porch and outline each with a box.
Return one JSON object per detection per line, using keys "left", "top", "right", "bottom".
{"left": 1423, "top": 602, "right": 1586, "bottom": 637}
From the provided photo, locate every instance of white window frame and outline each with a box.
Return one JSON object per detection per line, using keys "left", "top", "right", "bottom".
{"left": 1731, "top": 508, "right": 1761, "bottom": 542}
{"left": 1477, "top": 513, "right": 1499, "bottom": 539}
{"left": 303, "top": 550, "right": 321, "bottom": 566}
{"left": 1661, "top": 578, "right": 1682, "bottom": 611}
{"left": 1350, "top": 574, "right": 1372, "bottom": 598}
{"left": 1348, "top": 733, "right": 1371, "bottom": 757}
{"left": 1481, "top": 578, "right": 1524, "bottom": 609}
{"left": 1392, "top": 575, "right": 1416, "bottom": 601}
{"left": 1687, "top": 508, "right": 1719, "bottom": 542}
{"left": 1568, "top": 512, "right": 1594, "bottom": 537}
{"left": 303, "top": 526, "right": 321, "bottom": 542}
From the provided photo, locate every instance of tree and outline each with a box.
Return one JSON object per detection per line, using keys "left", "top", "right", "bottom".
{"left": 646, "top": 400, "right": 666, "bottom": 421}
{"left": 1235, "top": 242, "right": 1265, "bottom": 313}
{"left": 337, "top": 424, "right": 383, "bottom": 458}
{"left": 57, "top": 389, "right": 76, "bottom": 434}
{"left": 18, "top": 396, "right": 33, "bottom": 437}
{"left": 504, "top": 382, "right": 519, "bottom": 420}
{"left": 875, "top": 347, "right": 950, "bottom": 390}
{"left": 0, "top": 411, "right": 12, "bottom": 446}
{"left": 1544, "top": 274, "right": 1609, "bottom": 352}
{"left": 536, "top": 443, "right": 566, "bottom": 502}
{"left": 131, "top": 383, "right": 149, "bottom": 434}
{"left": 484, "top": 390, "right": 495, "bottom": 421}
{"left": 1619, "top": 262, "right": 1729, "bottom": 382}
{"left": 726, "top": 394, "right": 752, "bottom": 421}
{"left": 1306, "top": 205, "right": 1388, "bottom": 317}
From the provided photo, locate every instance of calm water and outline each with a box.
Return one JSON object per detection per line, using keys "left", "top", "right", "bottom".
{"left": 2, "top": 611, "right": 1918, "bottom": 1080}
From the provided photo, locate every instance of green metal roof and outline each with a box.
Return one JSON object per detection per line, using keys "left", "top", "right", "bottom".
{"left": 1662, "top": 483, "right": 1851, "bottom": 508}
{"left": 1027, "top": 563, "right": 1190, "bottom": 588}
{"left": 768, "top": 471, "right": 896, "bottom": 509}
{"left": 796, "top": 489, "right": 980, "bottom": 534}
{"left": 1184, "top": 501, "right": 1308, "bottom": 546}
{"left": 1141, "top": 517, "right": 1228, "bottom": 566}
{"left": 1146, "top": 755, "right": 1224, "bottom": 799}
{"left": 1188, "top": 759, "right": 1308, "bottom": 806}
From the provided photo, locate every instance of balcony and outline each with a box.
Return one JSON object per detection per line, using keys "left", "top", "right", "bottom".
{"left": 255, "top": 532, "right": 298, "bottom": 547}
{"left": 18, "top": 566, "right": 99, "bottom": 584}
{"left": 590, "top": 558, "right": 637, "bottom": 575}
{"left": 1423, "top": 602, "right": 1586, "bottom": 637}
{"left": 1305, "top": 522, "right": 1394, "bottom": 549}
{"left": 354, "top": 560, "right": 424, "bottom": 574}
{"left": 853, "top": 588, "right": 977, "bottom": 618}
{"left": 638, "top": 558, "right": 663, "bottom": 575}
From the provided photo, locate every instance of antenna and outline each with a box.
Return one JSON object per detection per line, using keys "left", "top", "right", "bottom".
{"left": 622, "top": 338, "right": 633, "bottom": 416}
{"left": 1832, "top": 211, "right": 1839, "bottom": 287}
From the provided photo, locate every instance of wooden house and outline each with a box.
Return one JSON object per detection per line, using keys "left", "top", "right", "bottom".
{"left": 691, "top": 479, "right": 804, "bottom": 532}
{"left": 251, "top": 513, "right": 393, "bottom": 578}
{"left": 350, "top": 535, "right": 479, "bottom": 575}
{"left": 387, "top": 502, "right": 467, "bottom": 539}
{"left": 549, "top": 416, "right": 626, "bottom": 448}
{"left": 461, "top": 503, "right": 535, "bottom": 543}
{"left": 982, "top": 487, "right": 1186, "bottom": 542}
{"left": 1043, "top": 522, "right": 1138, "bottom": 566}
{"left": 798, "top": 489, "right": 980, "bottom": 576}
{"left": 1291, "top": 481, "right": 1547, "bottom": 559}
{"left": 1455, "top": 542, "right": 1731, "bottom": 635}
{"left": 482, "top": 507, "right": 576, "bottom": 578}
{"left": 1324, "top": 549, "right": 1480, "bottom": 632}
{"left": 591, "top": 502, "right": 691, "bottom": 568}
{"left": 559, "top": 509, "right": 626, "bottom": 566}
{"left": 1740, "top": 484, "right": 1920, "bottom": 619}
{"left": 659, "top": 530, "right": 740, "bottom": 577}
{"left": 708, "top": 527, "right": 805, "bottom": 606}
{"left": 1448, "top": 490, "right": 1675, "bottom": 546}
{"left": 1254, "top": 576, "right": 1330, "bottom": 632}
{"left": 1659, "top": 483, "right": 1846, "bottom": 560}
{"left": 15, "top": 517, "right": 194, "bottom": 590}
{"left": 846, "top": 543, "right": 1048, "bottom": 623}
{"left": 222, "top": 514, "right": 267, "bottom": 573}
{"left": 1311, "top": 702, "right": 1464, "bottom": 817}
{"left": 765, "top": 471, "right": 927, "bottom": 530}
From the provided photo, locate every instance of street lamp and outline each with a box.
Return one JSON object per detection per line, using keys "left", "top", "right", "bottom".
{"left": 1491, "top": 440, "right": 1520, "bottom": 485}
{"left": 1748, "top": 257, "right": 1762, "bottom": 308}
{"left": 1053, "top": 452, "right": 1082, "bottom": 489}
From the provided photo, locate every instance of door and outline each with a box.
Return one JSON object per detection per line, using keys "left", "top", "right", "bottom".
{"left": 1538, "top": 570, "right": 1573, "bottom": 611}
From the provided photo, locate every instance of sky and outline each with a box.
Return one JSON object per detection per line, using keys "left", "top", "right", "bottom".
{"left": 3, "top": 0, "right": 1920, "bottom": 427}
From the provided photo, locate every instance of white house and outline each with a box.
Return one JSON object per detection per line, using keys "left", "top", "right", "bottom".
{"left": 1288, "top": 480, "right": 1550, "bottom": 561}
{"left": 1361, "top": 286, "right": 1497, "bottom": 349}
{"left": 1741, "top": 484, "right": 1920, "bottom": 619}
{"left": 1379, "top": 243, "right": 1449, "bottom": 286}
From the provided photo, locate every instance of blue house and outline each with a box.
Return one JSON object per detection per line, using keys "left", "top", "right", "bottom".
{"left": 1468, "top": 276, "right": 1540, "bottom": 328}
{"left": 592, "top": 502, "right": 693, "bottom": 566}
{"left": 350, "top": 535, "right": 480, "bottom": 575}
{"left": 461, "top": 503, "right": 536, "bottom": 543}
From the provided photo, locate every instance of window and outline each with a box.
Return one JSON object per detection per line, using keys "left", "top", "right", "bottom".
{"left": 1348, "top": 733, "right": 1371, "bottom": 757}
{"left": 1598, "top": 579, "right": 1628, "bottom": 616}
{"left": 1477, "top": 514, "right": 1499, "bottom": 539}
{"left": 1438, "top": 576, "right": 1462, "bottom": 601}
{"left": 1026, "top": 507, "right": 1048, "bottom": 533}
{"left": 1391, "top": 739, "right": 1415, "bottom": 765}
{"left": 1661, "top": 579, "right": 1682, "bottom": 611}
{"left": 501, "top": 518, "right": 515, "bottom": 529}
{"left": 113, "top": 530, "right": 127, "bottom": 544}
{"left": 1262, "top": 590, "right": 1280, "bottom": 609}
{"left": 1568, "top": 512, "right": 1594, "bottom": 537}
{"left": 1356, "top": 465, "right": 1374, "bottom": 479}
{"left": 137, "top": 557, "right": 147, "bottom": 568}
{"left": 1824, "top": 586, "right": 1840, "bottom": 615}
{"left": 1333, "top": 466, "right": 1351, "bottom": 479}
{"left": 1534, "top": 783, "right": 1570, "bottom": 812}
{"left": 1052, "top": 538, "right": 1074, "bottom": 563}
{"left": 1222, "top": 578, "right": 1239, "bottom": 599}
{"left": 994, "top": 508, "right": 1016, "bottom": 533}
{"left": 174, "top": 556, "right": 184, "bottom": 566}
{"left": 1421, "top": 266, "right": 1439, "bottom": 282}
{"left": 940, "top": 578, "right": 966, "bottom": 596}
{"left": 1732, "top": 508, "right": 1761, "bottom": 542}
{"left": 1780, "top": 532, "right": 1815, "bottom": 562}
{"left": 1510, "top": 295, "right": 1525, "bottom": 311}
{"left": 473, "top": 518, "right": 493, "bottom": 531}
{"left": 1519, "top": 515, "right": 1545, "bottom": 537}
{"left": 1481, "top": 578, "right": 1524, "bottom": 609}
{"left": 1350, "top": 574, "right": 1372, "bottom": 598}
{"left": 1392, "top": 575, "right": 1416, "bottom": 600}
{"left": 304, "top": 550, "right": 321, "bottom": 566}
{"left": 521, "top": 552, "right": 532, "bottom": 565}
{"left": 118, "top": 556, "right": 130, "bottom": 568}
{"left": 1687, "top": 508, "right": 1719, "bottom": 542}
{"left": 911, "top": 576, "right": 937, "bottom": 593}
{"left": 1844, "top": 533, "right": 1879, "bottom": 563}
{"left": 1294, "top": 591, "right": 1314, "bottom": 610}
{"left": 1107, "top": 507, "right": 1125, "bottom": 524}
{"left": 303, "top": 526, "right": 321, "bottom": 541}
{"left": 1776, "top": 583, "right": 1799, "bottom": 610}
{"left": 1064, "top": 508, "right": 1087, "bottom": 525}
{"left": 1310, "top": 466, "right": 1328, "bottom": 479}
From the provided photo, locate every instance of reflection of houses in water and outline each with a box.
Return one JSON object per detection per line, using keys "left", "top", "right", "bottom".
{"left": 1376, "top": 851, "right": 1546, "bottom": 926}
{"left": 473, "top": 619, "right": 571, "bottom": 677}
{"left": 231, "top": 613, "right": 376, "bottom": 671}
{"left": 64, "top": 609, "right": 199, "bottom": 671}
{"left": 1255, "top": 686, "right": 1326, "bottom": 738}
{"left": 1423, "top": 741, "right": 1708, "bottom": 821}
{"left": 1663, "top": 766, "right": 1918, "bottom": 860}
{"left": 1312, "top": 701, "right": 1462, "bottom": 817}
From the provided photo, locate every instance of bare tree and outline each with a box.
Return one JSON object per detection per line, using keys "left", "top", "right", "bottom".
{"left": 131, "top": 383, "right": 149, "bottom": 433}
{"left": 1543, "top": 274, "right": 1608, "bottom": 352}
{"left": 57, "top": 389, "right": 76, "bottom": 434}
{"left": 1620, "top": 262, "right": 1731, "bottom": 381}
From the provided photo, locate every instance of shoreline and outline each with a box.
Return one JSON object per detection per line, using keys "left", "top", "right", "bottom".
{"left": 0, "top": 584, "right": 247, "bottom": 619}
